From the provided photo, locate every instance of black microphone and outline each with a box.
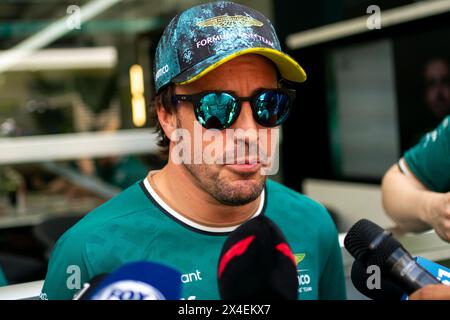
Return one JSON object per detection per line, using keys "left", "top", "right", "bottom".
{"left": 351, "top": 259, "right": 404, "bottom": 300}
{"left": 73, "top": 273, "right": 109, "bottom": 300}
{"left": 217, "top": 215, "right": 298, "bottom": 300}
{"left": 344, "top": 219, "right": 440, "bottom": 295}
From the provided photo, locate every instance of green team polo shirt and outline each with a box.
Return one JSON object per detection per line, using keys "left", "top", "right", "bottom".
{"left": 403, "top": 116, "right": 450, "bottom": 192}
{"left": 41, "top": 177, "right": 346, "bottom": 300}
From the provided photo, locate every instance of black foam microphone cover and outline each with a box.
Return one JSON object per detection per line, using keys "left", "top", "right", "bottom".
{"left": 345, "top": 219, "right": 440, "bottom": 294}
{"left": 351, "top": 259, "right": 405, "bottom": 300}
{"left": 218, "top": 215, "right": 298, "bottom": 300}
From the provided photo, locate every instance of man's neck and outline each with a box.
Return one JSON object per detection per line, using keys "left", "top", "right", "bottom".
{"left": 147, "top": 162, "right": 262, "bottom": 228}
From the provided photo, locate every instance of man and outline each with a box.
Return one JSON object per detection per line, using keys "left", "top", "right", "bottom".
{"left": 382, "top": 115, "right": 450, "bottom": 241}
{"left": 41, "top": 1, "right": 346, "bottom": 300}
{"left": 424, "top": 57, "right": 450, "bottom": 120}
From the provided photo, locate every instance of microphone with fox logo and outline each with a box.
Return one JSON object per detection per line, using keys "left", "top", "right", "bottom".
{"left": 217, "top": 215, "right": 298, "bottom": 300}
{"left": 74, "top": 261, "right": 182, "bottom": 300}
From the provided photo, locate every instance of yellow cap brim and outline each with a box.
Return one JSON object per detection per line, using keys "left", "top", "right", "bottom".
{"left": 177, "top": 47, "right": 307, "bottom": 86}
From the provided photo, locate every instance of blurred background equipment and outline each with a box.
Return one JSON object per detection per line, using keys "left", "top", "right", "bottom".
{"left": 0, "top": 252, "right": 46, "bottom": 285}
{"left": 32, "top": 214, "right": 84, "bottom": 260}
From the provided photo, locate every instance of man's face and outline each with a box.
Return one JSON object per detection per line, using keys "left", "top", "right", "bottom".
{"left": 424, "top": 59, "right": 450, "bottom": 119}
{"left": 171, "top": 54, "right": 279, "bottom": 206}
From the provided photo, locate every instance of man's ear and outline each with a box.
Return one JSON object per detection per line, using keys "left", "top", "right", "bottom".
{"left": 156, "top": 100, "right": 177, "bottom": 142}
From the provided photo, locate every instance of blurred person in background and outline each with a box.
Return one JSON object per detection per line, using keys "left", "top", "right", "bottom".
{"left": 382, "top": 115, "right": 450, "bottom": 241}
{"left": 424, "top": 57, "right": 450, "bottom": 120}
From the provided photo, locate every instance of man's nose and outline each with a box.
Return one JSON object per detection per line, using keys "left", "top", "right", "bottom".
{"left": 232, "top": 101, "right": 258, "bottom": 131}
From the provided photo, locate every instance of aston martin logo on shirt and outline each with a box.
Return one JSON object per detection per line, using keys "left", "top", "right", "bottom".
{"left": 196, "top": 15, "right": 263, "bottom": 28}
{"left": 294, "top": 253, "right": 306, "bottom": 265}
{"left": 294, "top": 253, "right": 313, "bottom": 293}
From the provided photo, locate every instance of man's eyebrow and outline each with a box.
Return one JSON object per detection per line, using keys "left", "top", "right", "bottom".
{"left": 210, "top": 87, "right": 275, "bottom": 96}
{"left": 248, "top": 87, "right": 278, "bottom": 96}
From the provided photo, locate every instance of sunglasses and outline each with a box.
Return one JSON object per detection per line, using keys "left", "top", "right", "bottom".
{"left": 172, "top": 88, "right": 296, "bottom": 129}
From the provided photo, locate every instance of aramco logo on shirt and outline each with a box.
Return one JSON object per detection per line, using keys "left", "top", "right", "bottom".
{"left": 295, "top": 253, "right": 313, "bottom": 293}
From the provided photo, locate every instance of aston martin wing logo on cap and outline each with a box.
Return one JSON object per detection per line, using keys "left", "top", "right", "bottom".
{"left": 196, "top": 15, "right": 263, "bottom": 28}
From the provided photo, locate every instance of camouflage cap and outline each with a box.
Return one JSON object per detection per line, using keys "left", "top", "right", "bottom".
{"left": 153, "top": 1, "right": 306, "bottom": 93}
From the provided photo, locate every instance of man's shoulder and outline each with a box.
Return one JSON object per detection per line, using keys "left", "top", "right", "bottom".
{"left": 58, "top": 181, "right": 161, "bottom": 248}
{"left": 432, "top": 115, "right": 450, "bottom": 146}
{"left": 411, "top": 116, "right": 450, "bottom": 150}
{"left": 404, "top": 116, "right": 450, "bottom": 192}
{"left": 42, "top": 181, "right": 167, "bottom": 299}
{"left": 439, "top": 115, "right": 450, "bottom": 135}
{"left": 265, "top": 179, "right": 335, "bottom": 230}
{"left": 266, "top": 179, "right": 328, "bottom": 214}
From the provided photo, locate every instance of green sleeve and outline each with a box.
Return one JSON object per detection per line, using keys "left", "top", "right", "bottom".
{"left": 404, "top": 116, "right": 450, "bottom": 192}
{"left": 0, "top": 266, "right": 7, "bottom": 287}
{"left": 318, "top": 212, "right": 347, "bottom": 300}
{"left": 41, "top": 234, "right": 92, "bottom": 300}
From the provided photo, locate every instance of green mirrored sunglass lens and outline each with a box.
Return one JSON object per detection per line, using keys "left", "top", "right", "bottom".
{"left": 256, "top": 91, "right": 290, "bottom": 126}
{"left": 198, "top": 93, "right": 238, "bottom": 129}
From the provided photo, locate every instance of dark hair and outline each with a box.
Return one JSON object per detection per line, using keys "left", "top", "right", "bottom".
{"left": 149, "top": 83, "right": 175, "bottom": 157}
